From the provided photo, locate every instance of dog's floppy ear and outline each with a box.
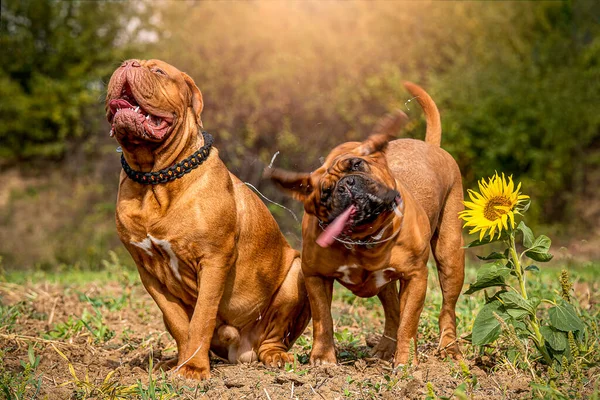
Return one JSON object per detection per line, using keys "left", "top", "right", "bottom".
{"left": 356, "top": 133, "right": 392, "bottom": 156}
{"left": 356, "top": 109, "right": 409, "bottom": 156}
{"left": 182, "top": 72, "right": 204, "bottom": 127}
{"left": 264, "top": 167, "right": 314, "bottom": 202}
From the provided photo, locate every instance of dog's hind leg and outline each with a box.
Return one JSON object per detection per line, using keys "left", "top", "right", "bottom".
{"left": 256, "top": 257, "right": 311, "bottom": 368}
{"left": 431, "top": 181, "right": 465, "bottom": 359}
{"left": 370, "top": 281, "right": 399, "bottom": 361}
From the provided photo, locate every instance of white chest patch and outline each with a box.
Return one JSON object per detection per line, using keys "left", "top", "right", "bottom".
{"left": 336, "top": 265, "right": 358, "bottom": 284}
{"left": 372, "top": 268, "right": 396, "bottom": 289}
{"left": 131, "top": 237, "right": 153, "bottom": 257}
{"left": 130, "top": 235, "right": 182, "bottom": 281}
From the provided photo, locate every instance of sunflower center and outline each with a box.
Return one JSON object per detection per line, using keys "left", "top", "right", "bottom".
{"left": 483, "top": 196, "right": 512, "bottom": 221}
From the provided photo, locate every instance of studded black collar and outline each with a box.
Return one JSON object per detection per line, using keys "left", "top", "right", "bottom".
{"left": 120, "top": 131, "right": 214, "bottom": 185}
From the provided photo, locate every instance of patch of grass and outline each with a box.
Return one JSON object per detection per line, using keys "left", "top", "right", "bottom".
{"left": 335, "top": 328, "right": 368, "bottom": 362}
{"left": 45, "top": 307, "right": 114, "bottom": 343}
{"left": 78, "top": 290, "right": 129, "bottom": 312}
{"left": 345, "top": 374, "right": 401, "bottom": 398}
{"left": 0, "top": 301, "right": 46, "bottom": 334}
{"left": 4, "top": 251, "right": 139, "bottom": 286}
{"left": 52, "top": 344, "right": 138, "bottom": 399}
{"left": 0, "top": 344, "right": 42, "bottom": 400}
{"left": 4, "top": 268, "right": 139, "bottom": 286}
{"left": 284, "top": 355, "right": 310, "bottom": 376}
{"left": 0, "top": 303, "right": 27, "bottom": 334}
{"left": 134, "top": 356, "right": 184, "bottom": 400}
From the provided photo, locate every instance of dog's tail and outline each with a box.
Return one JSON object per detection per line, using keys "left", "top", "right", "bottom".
{"left": 403, "top": 81, "right": 442, "bottom": 147}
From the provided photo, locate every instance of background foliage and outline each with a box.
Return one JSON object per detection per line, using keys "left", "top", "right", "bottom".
{"left": 0, "top": 0, "right": 153, "bottom": 160}
{"left": 1, "top": 0, "right": 599, "bottom": 268}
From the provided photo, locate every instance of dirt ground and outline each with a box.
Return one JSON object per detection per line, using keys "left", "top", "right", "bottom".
{"left": 0, "top": 275, "right": 591, "bottom": 399}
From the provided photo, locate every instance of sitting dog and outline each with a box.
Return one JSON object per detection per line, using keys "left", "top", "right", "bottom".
{"left": 267, "top": 82, "right": 464, "bottom": 367}
{"left": 105, "top": 59, "right": 310, "bottom": 380}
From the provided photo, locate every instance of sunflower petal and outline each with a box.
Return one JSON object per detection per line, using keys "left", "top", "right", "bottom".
{"left": 463, "top": 201, "right": 480, "bottom": 210}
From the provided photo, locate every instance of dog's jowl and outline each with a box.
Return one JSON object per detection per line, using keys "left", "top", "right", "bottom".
{"left": 267, "top": 82, "right": 465, "bottom": 367}
{"left": 106, "top": 59, "right": 310, "bottom": 380}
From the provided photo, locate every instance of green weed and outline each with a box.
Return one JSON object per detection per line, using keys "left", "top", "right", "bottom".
{"left": 0, "top": 303, "right": 25, "bottom": 333}
{"left": 78, "top": 291, "right": 129, "bottom": 312}
{"left": 134, "top": 356, "right": 182, "bottom": 400}
{"left": 335, "top": 328, "right": 367, "bottom": 361}
{"left": 0, "top": 345, "right": 42, "bottom": 400}
{"left": 45, "top": 307, "right": 114, "bottom": 343}
{"left": 52, "top": 344, "right": 137, "bottom": 399}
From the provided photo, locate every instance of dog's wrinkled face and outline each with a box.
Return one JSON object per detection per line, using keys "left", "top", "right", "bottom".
{"left": 268, "top": 111, "right": 408, "bottom": 245}
{"left": 105, "top": 59, "right": 203, "bottom": 144}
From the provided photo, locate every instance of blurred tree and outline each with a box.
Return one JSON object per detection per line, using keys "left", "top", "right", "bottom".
{"left": 152, "top": 1, "right": 599, "bottom": 231}
{"left": 433, "top": 1, "right": 600, "bottom": 225}
{"left": 0, "top": 0, "right": 151, "bottom": 161}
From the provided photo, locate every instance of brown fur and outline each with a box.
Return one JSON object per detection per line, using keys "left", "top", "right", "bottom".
{"left": 268, "top": 82, "right": 464, "bottom": 367}
{"left": 106, "top": 59, "right": 310, "bottom": 380}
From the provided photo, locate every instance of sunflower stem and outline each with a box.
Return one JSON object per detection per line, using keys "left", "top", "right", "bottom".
{"left": 508, "top": 235, "right": 528, "bottom": 300}
{"left": 508, "top": 233, "right": 551, "bottom": 364}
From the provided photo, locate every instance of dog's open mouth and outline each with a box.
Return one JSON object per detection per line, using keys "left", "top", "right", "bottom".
{"left": 108, "top": 83, "right": 173, "bottom": 141}
{"left": 316, "top": 204, "right": 357, "bottom": 247}
{"left": 316, "top": 190, "right": 400, "bottom": 248}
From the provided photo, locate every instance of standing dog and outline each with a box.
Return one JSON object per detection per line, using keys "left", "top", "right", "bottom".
{"left": 267, "top": 82, "right": 464, "bottom": 367}
{"left": 106, "top": 59, "right": 310, "bottom": 380}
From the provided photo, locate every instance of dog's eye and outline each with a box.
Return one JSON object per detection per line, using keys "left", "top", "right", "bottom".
{"left": 152, "top": 68, "right": 167, "bottom": 76}
{"left": 351, "top": 159, "right": 364, "bottom": 171}
{"left": 321, "top": 186, "right": 332, "bottom": 201}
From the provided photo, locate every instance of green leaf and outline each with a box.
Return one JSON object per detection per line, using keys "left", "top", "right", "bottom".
{"left": 540, "top": 326, "right": 567, "bottom": 351}
{"left": 464, "top": 262, "right": 512, "bottom": 295}
{"left": 525, "top": 251, "right": 554, "bottom": 262}
{"left": 517, "top": 221, "right": 534, "bottom": 248}
{"left": 506, "top": 308, "right": 529, "bottom": 320}
{"left": 477, "top": 252, "right": 507, "bottom": 261}
{"left": 512, "top": 320, "right": 528, "bottom": 333}
{"left": 453, "top": 383, "right": 468, "bottom": 400}
{"left": 524, "top": 235, "right": 553, "bottom": 262}
{"left": 472, "top": 300, "right": 508, "bottom": 345}
{"left": 548, "top": 301, "right": 585, "bottom": 332}
{"left": 499, "top": 291, "right": 538, "bottom": 315}
{"left": 465, "top": 237, "right": 498, "bottom": 248}
{"left": 528, "top": 235, "right": 551, "bottom": 253}
{"left": 525, "top": 265, "right": 540, "bottom": 272}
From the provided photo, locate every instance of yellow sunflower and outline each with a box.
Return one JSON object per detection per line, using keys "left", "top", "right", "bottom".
{"left": 459, "top": 172, "right": 530, "bottom": 241}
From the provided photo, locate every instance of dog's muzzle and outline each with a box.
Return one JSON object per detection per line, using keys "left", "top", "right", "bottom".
{"left": 330, "top": 174, "right": 398, "bottom": 225}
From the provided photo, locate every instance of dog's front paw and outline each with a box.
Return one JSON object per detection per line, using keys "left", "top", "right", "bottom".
{"left": 393, "top": 349, "right": 418, "bottom": 368}
{"left": 309, "top": 348, "right": 337, "bottom": 366}
{"left": 438, "top": 339, "right": 462, "bottom": 360}
{"left": 175, "top": 364, "right": 211, "bottom": 380}
{"left": 262, "top": 350, "right": 295, "bottom": 368}
{"left": 370, "top": 335, "right": 396, "bottom": 361}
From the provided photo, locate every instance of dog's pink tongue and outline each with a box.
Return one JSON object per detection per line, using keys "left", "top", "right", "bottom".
{"left": 316, "top": 205, "right": 356, "bottom": 248}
